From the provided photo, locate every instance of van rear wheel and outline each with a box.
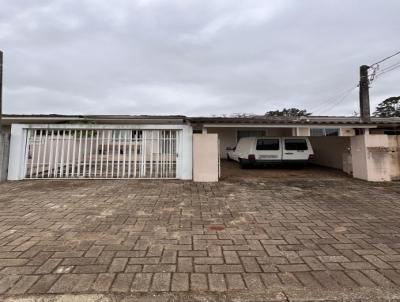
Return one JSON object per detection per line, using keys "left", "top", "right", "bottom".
{"left": 239, "top": 159, "right": 249, "bottom": 169}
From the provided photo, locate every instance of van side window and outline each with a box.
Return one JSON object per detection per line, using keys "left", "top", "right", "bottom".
{"left": 285, "top": 139, "right": 308, "bottom": 150}
{"left": 256, "top": 139, "right": 280, "bottom": 150}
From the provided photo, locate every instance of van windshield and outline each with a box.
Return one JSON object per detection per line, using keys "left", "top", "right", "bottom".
{"left": 284, "top": 139, "right": 308, "bottom": 150}
{"left": 256, "top": 139, "right": 280, "bottom": 150}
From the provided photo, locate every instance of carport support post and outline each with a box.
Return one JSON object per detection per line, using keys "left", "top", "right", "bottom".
{"left": 359, "top": 65, "right": 370, "bottom": 122}
{"left": 7, "top": 124, "right": 26, "bottom": 180}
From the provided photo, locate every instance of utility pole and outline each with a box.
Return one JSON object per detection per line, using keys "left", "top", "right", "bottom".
{"left": 0, "top": 50, "right": 4, "bottom": 182}
{"left": 359, "top": 65, "right": 371, "bottom": 122}
{"left": 0, "top": 50, "right": 3, "bottom": 132}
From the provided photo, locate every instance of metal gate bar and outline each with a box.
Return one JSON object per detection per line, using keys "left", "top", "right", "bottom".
{"left": 24, "top": 129, "right": 178, "bottom": 179}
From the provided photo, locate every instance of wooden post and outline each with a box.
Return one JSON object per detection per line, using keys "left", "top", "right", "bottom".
{"left": 359, "top": 65, "right": 371, "bottom": 122}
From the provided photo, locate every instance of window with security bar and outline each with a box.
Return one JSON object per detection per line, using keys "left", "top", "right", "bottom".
{"left": 310, "top": 128, "right": 339, "bottom": 136}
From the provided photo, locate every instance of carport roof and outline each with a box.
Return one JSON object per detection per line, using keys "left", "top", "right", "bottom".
{"left": 188, "top": 116, "right": 400, "bottom": 127}
{"left": 1, "top": 114, "right": 400, "bottom": 127}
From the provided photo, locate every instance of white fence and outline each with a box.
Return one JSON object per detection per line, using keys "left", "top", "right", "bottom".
{"left": 8, "top": 124, "right": 193, "bottom": 180}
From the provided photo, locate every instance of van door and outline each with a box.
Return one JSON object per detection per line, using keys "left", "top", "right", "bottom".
{"left": 255, "top": 138, "right": 281, "bottom": 161}
{"left": 282, "top": 138, "right": 309, "bottom": 161}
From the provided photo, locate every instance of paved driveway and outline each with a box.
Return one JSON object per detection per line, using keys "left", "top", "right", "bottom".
{"left": 1, "top": 171, "right": 400, "bottom": 301}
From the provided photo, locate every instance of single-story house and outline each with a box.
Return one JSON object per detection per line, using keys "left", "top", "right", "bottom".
{"left": 0, "top": 114, "right": 399, "bottom": 182}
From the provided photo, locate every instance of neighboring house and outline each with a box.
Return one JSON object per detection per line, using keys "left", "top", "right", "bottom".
{"left": 0, "top": 114, "right": 399, "bottom": 182}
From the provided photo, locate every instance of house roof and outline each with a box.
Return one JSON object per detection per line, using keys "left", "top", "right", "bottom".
{"left": 1, "top": 114, "right": 187, "bottom": 125}
{"left": 1, "top": 114, "right": 400, "bottom": 127}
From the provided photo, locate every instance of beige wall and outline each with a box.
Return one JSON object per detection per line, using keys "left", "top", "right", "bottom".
{"left": 193, "top": 133, "right": 219, "bottom": 182}
{"left": 309, "top": 137, "right": 351, "bottom": 170}
{"left": 340, "top": 128, "right": 356, "bottom": 136}
{"left": 388, "top": 136, "right": 400, "bottom": 180}
{"left": 351, "top": 134, "right": 400, "bottom": 181}
{"left": 293, "top": 127, "right": 310, "bottom": 136}
{"left": 351, "top": 135, "right": 369, "bottom": 180}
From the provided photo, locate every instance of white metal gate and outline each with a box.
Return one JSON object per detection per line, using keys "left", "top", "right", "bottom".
{"left": 23, "top": 129, "right": 178, "bottom": 179}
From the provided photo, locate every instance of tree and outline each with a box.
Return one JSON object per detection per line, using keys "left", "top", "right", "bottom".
{"left": 373, "top": 96, "right": 400, "bottom": 117}
{"left": 229, "top": 113, "right": 257, "bottom": 118}
{"left": 265, "top": 108, "right": 312, "bottom": 117}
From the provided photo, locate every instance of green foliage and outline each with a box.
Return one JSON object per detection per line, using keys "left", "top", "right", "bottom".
{"left": 373, "top": 96, "right": 400, "bottom": 117}
{"left": 229, "top": 113, "right": 257, "bottom": 118}
{"left": 265, "top": 108, "right": 312, "bottom": 117}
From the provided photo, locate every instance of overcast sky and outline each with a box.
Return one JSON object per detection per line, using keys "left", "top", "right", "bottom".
{"left": 1, "top": 0, "right": 399, "bottom": 117}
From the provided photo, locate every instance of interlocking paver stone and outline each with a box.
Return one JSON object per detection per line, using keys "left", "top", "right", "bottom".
{"left": 171, "top": 273, "right": 189, "bottom": 291}
{"left": 208, "top": 273, "right": 227, "bottom": 291}
{"left": 345, "top": 270, "right": 377, "bottom": 287}
{"left": 92, "top": 273, "right": 115, "bottom": 292}
{"left": 109, "top": 258, "right": 128, "bottom": 273}
{"left": 211, "top": 264, "right": 244, "bottom": 273}
{"left": 294, "top": 272, "right": 321, "bottom": 288}
{"left": 190, "top": 273, "right": 208, "bottom": 291}
{"left": 36, "top": 259, "right": 62, "bottom": 274}
{"left": 226, "top": 273, "right": 246, "bottom": 290}
{"left": 111, "top": 273, "right": 134, "bottom": 292}
{"left": 151, "top": 273, "right": 171, "bottom": 291}
{"left": 0, "top": 170, "right": 400, "bottom": 297}
{"left": 131, "top": 273, "right": 152, "bottom": 292}
{"left": 243, "top": 273, "right": 265, "bottom": 290}
{"left": 27, "top": 275, "right": 59, "bottom": 294}
{"left": 8, "top": 275, "right": 39, "bottom": 295}
{"left": 177, "top": 257, "right": 193, "bottom": 272}
{"left": 0, "top": 276, "right": 21, "bottom": 294}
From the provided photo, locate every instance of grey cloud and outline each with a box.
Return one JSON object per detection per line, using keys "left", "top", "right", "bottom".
{"left": 1, "top": 0, "right": 399, "bottom": 116}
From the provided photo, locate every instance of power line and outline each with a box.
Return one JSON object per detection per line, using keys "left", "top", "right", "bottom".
{"left": 369, "top": 61, "right": 400, "bottom": 84}
{"left": 370, "top": 50, "right": 400, "bottom": 67}
{"left": 308, "top": 50, "right": 400, "bottom": 116}
{"left": 377, "top": 62, "right": 400, "bottom": 76}
{"left": 310, "top": 85, "right": 357, "bottom": 112}
{"left": 310, "top": 84, "right": 358, "bottom": 115}
{"left": 374, "top": 65, "right": 400, "bottom": 81}
{"left": 317, "top": 88, "right": 357, "bottom": 115}
{"left": 315, "top": 85, "right": 358, "bottom": 115}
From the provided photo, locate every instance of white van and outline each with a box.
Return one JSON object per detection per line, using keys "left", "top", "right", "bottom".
{"left": 226, "top": 137, "right": 315, "bottom": 168}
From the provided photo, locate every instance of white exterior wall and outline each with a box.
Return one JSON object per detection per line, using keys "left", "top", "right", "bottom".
{"left": 8, "top": 123, "right": 193, "bottom": 180}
